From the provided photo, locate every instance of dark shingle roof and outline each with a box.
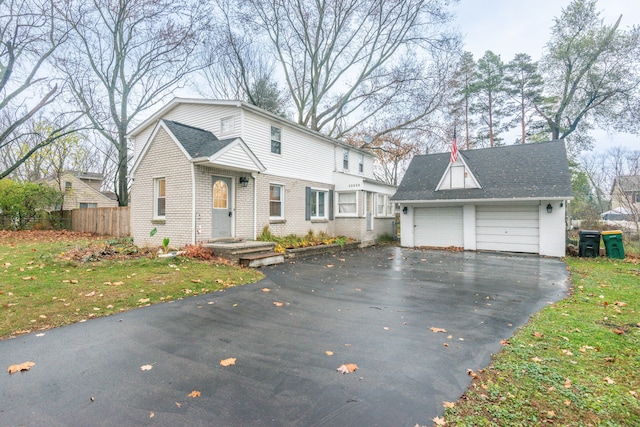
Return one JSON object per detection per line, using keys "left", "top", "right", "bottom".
{"left": 162, "top": 120, "right": 234, "bottom": 158}
{"left": 392, "top": 140, "right": 574, "bottom": 201}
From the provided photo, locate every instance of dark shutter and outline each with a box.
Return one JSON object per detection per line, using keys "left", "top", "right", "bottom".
{"left": 328, "top": 190, "right": 334, "bottom": 220}
{"left": 305, "top": 187, "right": 311, "bottom": 221}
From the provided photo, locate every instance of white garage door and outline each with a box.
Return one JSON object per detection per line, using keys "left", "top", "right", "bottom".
{"left": 476, "top": 205, "right": 539, "bottom": 253}
{"left": 414, "top": 207, "right": 464, "bottom": 247}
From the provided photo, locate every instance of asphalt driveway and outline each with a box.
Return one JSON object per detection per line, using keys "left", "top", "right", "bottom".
{"left": 0, "top": 246, "right": 570, "bottom": 426}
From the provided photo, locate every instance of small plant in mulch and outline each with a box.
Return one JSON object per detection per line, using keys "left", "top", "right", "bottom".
{"left": 257, "top": 226, "right": 354, "bottom": 249}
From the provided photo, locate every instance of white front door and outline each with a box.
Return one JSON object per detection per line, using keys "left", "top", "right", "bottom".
{"left": 212, "top": 176, "right": 232, "bottom": 239}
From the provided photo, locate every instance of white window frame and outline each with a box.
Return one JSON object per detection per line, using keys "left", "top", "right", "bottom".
{"left": 376, "top": 194, "right": 386, "bottom": 217}
{"left": 220, "top": 116, "right": 234, "bottom": 134}
{"left": 269, "top": 184, "right": 284, "bottom": 219}
{"left": 154, "top": 177, "right": 166, "bottom": 219}
{"left": 271, "top": 126, "right": 282, "bottom": 154}
{"left": 388, "top": 198, "right": 395, "bottom": 217}
{"left": 358, "top": 153, "right": 364, "bottom": 173}
{"left": 79, "top": 202, "right": 97, "bottom": 209}
{"left": 337, "top": 191, "right": 358, "bottom": 217}
{"left": 310, "top": 188, "right": 328, "bottom": 219}
{"left": 343, "top": 148, "right": 349, "bottom": 170}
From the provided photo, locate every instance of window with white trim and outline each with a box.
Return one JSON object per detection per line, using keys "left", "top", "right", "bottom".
{"left": 269, "top": 184, "right": 283, "bottom": 218}
{"left": 311, "top": 189, "right": 326, "bottom": 218}
{"left": 154, "top": 178, "right": 166, "bottom": 218}
{"left": 358, "top": 153, "right": 364, "bottom": 173}
{"left": 376, "top": 194, "right": 386, "bottom": 216}
{"left": 220, "top": 116, "right": 234, "bottom": 134}
{"left": 271, "top": 126, "right": 281, "bottom": 154}
{"left": 343, "top": 148, "right": 349, "bottom": 170}
{"left": 338, "top": 192, "right": 357, "bottom": 215}
{"left": 388, "top": 198, "right": 395, "bottom": 217}
{"left": 79, "top": 203, "right": 97, "bottom": 209}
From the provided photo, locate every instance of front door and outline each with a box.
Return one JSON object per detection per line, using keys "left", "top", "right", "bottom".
{"left": 212, "top": 176, "right": 232, "bottom": 239}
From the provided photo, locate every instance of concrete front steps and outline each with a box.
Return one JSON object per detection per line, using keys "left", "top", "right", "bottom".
{"left": 205, "top": 240, "right": 284, "bottom": 267}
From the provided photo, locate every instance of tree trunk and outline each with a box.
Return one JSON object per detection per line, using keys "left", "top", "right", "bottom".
{"left": 117, "top": 135, "right": 128, "bottom": 206}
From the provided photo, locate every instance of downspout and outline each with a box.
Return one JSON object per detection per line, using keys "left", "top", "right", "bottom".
{"left": 191, "top": 163, "right": 196, "bottom": 244}
{"left": 252, "top": 172, "right": 258, "bottom": 240}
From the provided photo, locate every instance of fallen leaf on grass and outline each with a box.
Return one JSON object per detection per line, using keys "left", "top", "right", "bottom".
{"left": 191, "top": 279, "right": 202, "bottom": 283}
{"left": 564, "top": 378, "right": 572, "bottom": 388}
{"left": 188, "top": 390, "right": 201, "bottom": 398}
{"left": 429, "top": 327, "right": 447, "bottom": 333}
{"left": 141, "top": 364, "right": 153, "bottom": 371}
{"left": 533, "top": 331, "right": 543, "bottom": 338}
{"left": 532, "top": 357, "right": 543, "bottom": 363}
{"left": 467, "top": 369, "right": 478, "bottom": 379}
{"left": 85, "top": 291, "right": 95, "bottom": 297}
{"left": 138, "top": 298, "right": 150, "bottom": 304}
{"left": 613, "top": 328, "right": 625, "bottom": 335}
{"left": 433, "top": 416, "right": 446, "bottom": 425}
{"left": 337, "top": 363, "right": 358, "bottom": 374}
{"left": 604, "top": 376, "right": 615, "bottom": 384}
{"left": 500, "top": 339, "right": 510, "bottom": 346}
{"left": 112, "top": 281, "right": 124, "bottom": 286}
{"left": 220, "top": 358, "right": 236, "bottom": 367}
{"left": 7, "top": 361, "right": 35, "bottom": 374}
{"left": 22, "top": 276, "right": 36, "bottom": 281}
{"left": 443, "top": 401, "right": 455, "bottom": 409}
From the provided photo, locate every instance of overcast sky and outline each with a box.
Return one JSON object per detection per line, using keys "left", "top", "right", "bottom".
{"left": 453, "top": 0, "right": 640, "bottom": 153}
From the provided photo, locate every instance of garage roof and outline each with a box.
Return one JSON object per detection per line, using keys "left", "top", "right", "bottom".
{"left": 392, "top": 140, "right": 574, "bottom": 202}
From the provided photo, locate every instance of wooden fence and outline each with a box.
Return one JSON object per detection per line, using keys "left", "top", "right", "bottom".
{"left": 71, "top": 206, "right": 130, "bottom": 237}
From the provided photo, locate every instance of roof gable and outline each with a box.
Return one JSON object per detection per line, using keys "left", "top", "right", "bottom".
{"left": 435, "top": 155, "right": 481, "bottom": 191}
{"left": 393, "top": 140, "right": 574, "bottom": 202}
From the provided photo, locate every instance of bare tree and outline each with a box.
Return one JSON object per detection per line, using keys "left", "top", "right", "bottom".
{"left": 537, "top": 0, "right": 640, "bottom": 153}
{"left": 56, "top": 0, "right": 210, "bottom": 206}
{"left": 0, "top": 0, "right": 85, "bottom": 179}
{"left": 214, "top": 0, "right": 458, "bottom": 139}
{"left": 505, "top": 53, "right": 544, "bottom": 144}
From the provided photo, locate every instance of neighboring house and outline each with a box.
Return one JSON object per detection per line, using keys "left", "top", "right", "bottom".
{"left": 128, "top": 98, "right": 396, "bottom": 248}
{"left": 392, "top": 140, "right": 574, "bottom": 257}
{"left": 45, "top": 171, "right": 118, "bottom": 210}
{"left": 610, "top": 175, "right": 640, "bottom": 212}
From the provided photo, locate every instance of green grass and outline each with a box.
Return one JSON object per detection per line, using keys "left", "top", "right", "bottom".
{"left": 442, "top": 256, "right": 640, "bottom": 426}
{"left": 0, "top": 231, "right": 262, "bottom": 339}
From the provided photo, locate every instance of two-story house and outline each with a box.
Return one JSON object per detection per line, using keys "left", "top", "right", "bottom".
{"left": 128, "top": 98, "right": 397, "bottom": 248}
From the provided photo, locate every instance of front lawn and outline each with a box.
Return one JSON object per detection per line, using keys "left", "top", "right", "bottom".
{"left": 440, "top": 256, "right": 640, "bottom": 426}
{"left": 0, "top": 231, "right": 262, "bottom": 340}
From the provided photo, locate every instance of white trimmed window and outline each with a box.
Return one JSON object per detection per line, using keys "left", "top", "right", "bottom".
{"left": 154, "top": 178, "right": 166, "bottom": 218}
{"left": 271, "top": 126, "right": 281, "bottom": 154}
{"left": 270, "top": 184, "right": 283, "bottom": 218}
{"left": 358, "top": 153, "right": 364, "bottom": 173}
{"left": 220, "top": 116, "right": 234, "bottom": 134}
{"left": 311, "top": 189, "right": 326, "bottom": 218}
{"left": 388, "top": 198, "right": 395, "bottom": 217}
{"left": 338, "top": 192, "right": 357, "bottom": 215}
{"left": 343, "top": 148, "right": 349, "bottom": 170}
{"left": 376, "top": 194, "right": 386, "bottom": 216}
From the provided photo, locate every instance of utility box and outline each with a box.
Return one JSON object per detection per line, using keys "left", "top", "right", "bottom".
{"left": 578, "top": 230, "right": 601, "bottom": 257}
{"left": 601, "top": 230, "right": 625, "bottom": 259}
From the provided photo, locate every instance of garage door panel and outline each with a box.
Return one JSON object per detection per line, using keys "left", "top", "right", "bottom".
{"left": 414, "top": 207, "right": 463, "bottom": 247}
{"left": 476, "top": 205, "right": 539, "bottom": 254}
{"left": 477, "top": 226, "right": 539, "bottom": 237}
{"left": 476, "top": 219, "right": 540, "bottom": 228}
{"left": 476, "top": 211, "right": 539, "bottom": 221}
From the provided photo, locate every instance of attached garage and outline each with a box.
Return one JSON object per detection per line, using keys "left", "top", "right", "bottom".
{"left": 476, "top": 205, "right": 539, "bottom": 253}
{"left": 414, "top": 207, "right": 463, "bottom": 247}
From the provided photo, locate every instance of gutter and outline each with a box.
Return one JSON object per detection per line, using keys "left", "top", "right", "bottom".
{"left": 391, "top": 196, "right": 575, "bottom": 204}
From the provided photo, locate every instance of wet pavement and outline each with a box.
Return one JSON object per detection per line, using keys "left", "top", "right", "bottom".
{"left": 0, "top": 246, "right": 570, "bottom": 426}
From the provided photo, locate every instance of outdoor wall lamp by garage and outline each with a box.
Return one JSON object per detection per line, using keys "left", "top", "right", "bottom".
{"left": 402, "top": 206, "right": 408, "bottom": 214}
{"left": 546, "top": 203, "right": 553, "bottom": 213}
{"left": 239, "top": 176, "right": 249, "bottom": 187}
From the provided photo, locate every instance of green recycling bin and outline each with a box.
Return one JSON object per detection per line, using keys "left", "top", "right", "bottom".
{"left": 578, "top": 230, "right": 601, "bottom": 257}
{"left": 601, "top": 230, "right": 625, "bottom": 259}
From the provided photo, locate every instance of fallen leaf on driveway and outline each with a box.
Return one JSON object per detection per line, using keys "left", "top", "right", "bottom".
{"left": 325, "top": 351, "right": 334, "bottom": 356}
{"left": 443, "top": 401, "right": 455, "bottom": 409}
{"left": 141, "top": 364, "right": 153, "bottom": 371}
{"left": 7, "top": 361, "right": 35, "bottom": 374}
{"left": 150, "top": 412, "right": 154, "bottom": 418}
{"left": 175, "top": 402, "right": 182, "bottom": 408}
{"left": 326, "top": 264, "right": 334, "bottom": 268}
{"left": 337, "top": 363, "right": 358, "bottom": 374}
{"left": 261, "top": 288, "right": 271, "bottom": 292}
{"left": 467, "top": 369, "right": 478, "bottom": 379}
{"left": 220, "top": 358, "right": 236, "bottom": 367}
{"left": 188, "top": 390, "right": 201, "bottom": 398}
{"left": 273, "top": 301, "right": 284, "bottom": 307}
{"left": 430, "top": 327, "right": 447, "bottom": 333}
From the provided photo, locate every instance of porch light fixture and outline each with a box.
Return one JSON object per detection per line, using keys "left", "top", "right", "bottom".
{"left": 239, "top": 176, "right": 249, "bottom": 187}
{"left": 546, "top": 203, "right": 553, "bottom": 213}
{"left": 402, "top": 206, "right": 408, "bottom": 214}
